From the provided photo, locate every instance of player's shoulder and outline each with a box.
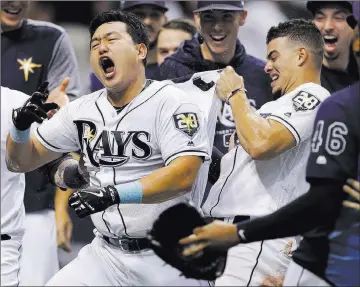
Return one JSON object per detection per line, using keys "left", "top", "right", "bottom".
{"left": 316, "top": 82, "right": 360, "bottom": 121}
{"left": 25, "top": 19, "right": 65, "bottom": 39}
{"left": 294, "top": 82, "right": 331, "bottom": 100}
{"left": 64, "top": 89, "right": 105, "bottom": 112}
{"left": 1, "top": 86, "right": 29, "bottom": 108}
{"left": 323, "top": 82, "right": 360, "bottom": 108}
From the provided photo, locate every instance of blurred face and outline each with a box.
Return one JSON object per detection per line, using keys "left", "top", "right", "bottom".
{"left": 314, "top": 6, "right": 353, "bottom": 60}
{"left": 90, "top": 22, "right": 146, "bottom": 90}
{"left": 195, "top": 10, "right": 246, "bottom": 55}
{"left": 157, "top": 29, "right": 192, "bottom": 65}
{"left": 130, "top": 5, "right": 167, "bottom": 45}
{"left": 264, "top": 37, "right": 302, "bottom": 95}
{"left": 0, "top": 1, "right": 28, "bottom": 31}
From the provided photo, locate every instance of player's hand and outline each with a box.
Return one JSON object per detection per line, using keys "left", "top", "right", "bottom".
{"left": 68, "top": 185, "right": 120, "bottom": 219}
{"left": 179, "top": 220, "right": 239, "bottom": 257}
{"left": 343, "top": 179, "right": 360, "bottom": 211}
{"left": 216, "top": 66, "right": 246, "bottom": 102}
{"left": 55, "top": 207, "right": 73, "bottom": 252}
{"left": 12, "top": 81, "right": 59, "bottom": 130}
{"left": 47, "top": 77, "right": 70, "bottom": 118}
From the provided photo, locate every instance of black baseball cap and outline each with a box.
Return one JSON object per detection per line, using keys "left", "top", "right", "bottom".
{"left": 121, "top": 1, "right": 168, "bottom": 12}
{"left": 193, "top": 1, "right": 245, "bottom": 13}
{"left": 306, "top": 1, "right": 353, "bottom": 15}
{"left": 346, "top": 1, "right": 359, "bottom": 28}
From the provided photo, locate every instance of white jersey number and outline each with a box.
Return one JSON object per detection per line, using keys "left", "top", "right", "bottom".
{"left": 311, "top": 121, "right": 348, "bottom": 155}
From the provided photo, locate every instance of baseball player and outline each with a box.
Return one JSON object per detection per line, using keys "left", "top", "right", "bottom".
{"left": 1, "top": 84, "right": 62, "bottom": 286}
{"left": 1, "top": 87, "right": 29, "bottom": 286}
{"left": 5, "top": 10, "right": 219, "bottom": 286}
{"left": 199, "top": 19, "right": 331, "bottom": 286}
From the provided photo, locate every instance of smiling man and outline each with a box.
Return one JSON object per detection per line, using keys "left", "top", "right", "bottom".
{"left": 199, "top": 19, "right": 331, "bottom": 286}
{"left": 307, "top": 1, "right": 359, "bottom": 93}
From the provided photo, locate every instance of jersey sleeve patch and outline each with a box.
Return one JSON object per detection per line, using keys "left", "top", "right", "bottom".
{"left": 292, "top": 91, "right": 321, "bottom": 112}
{"left": 172, "top": 112, "right": 200, "bottom": 138}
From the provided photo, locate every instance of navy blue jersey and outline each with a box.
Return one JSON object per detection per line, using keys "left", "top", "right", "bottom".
{"left": 295, "top": 82, "right": 360, "bottom": 285}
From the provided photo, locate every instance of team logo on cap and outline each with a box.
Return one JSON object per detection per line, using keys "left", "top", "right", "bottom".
{"left": 173, "top": 112, "right": 199, "bottom": 138}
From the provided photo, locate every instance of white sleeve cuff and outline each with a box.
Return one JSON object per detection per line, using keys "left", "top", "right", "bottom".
{"left": 268, "top": 115, "right": 301, "bottom": 145}
{"left": 165, "top": 150, "right": 210, "bottom": 166}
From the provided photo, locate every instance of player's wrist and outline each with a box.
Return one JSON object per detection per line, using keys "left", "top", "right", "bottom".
{"left": 9, "top": 124, "right": 30, "bottom": 143}
{"left": 225, "top": 87, "right": 247, "bottom": 105}
{"left": 115, "top": 181, "right": 143, "bottom": 204}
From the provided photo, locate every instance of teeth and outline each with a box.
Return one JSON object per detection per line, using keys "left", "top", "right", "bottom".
{"left": 324, "top": 35, "right": 337, "bottom": 40}
{"left": 271, "top": 75, "right": 279, "bottom": 81}
{"left": 211, "top": 35, "right": 226, "bottom": 40}
{"left": 4, "top": 8, "right": 21, "bottom": 14}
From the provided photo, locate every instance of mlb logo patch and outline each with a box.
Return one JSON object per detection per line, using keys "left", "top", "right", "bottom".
{"left": 173, "top": 112, "right": 199, "bottom": 138}
{"left": 292, "top": 91, "right": 320, "bottom": 111}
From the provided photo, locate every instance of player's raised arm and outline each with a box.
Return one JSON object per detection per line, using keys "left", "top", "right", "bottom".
{"left": 6, "top": 79, "right": 73, "bottom": 173}
{"left": 215, "top": 67, "right": 296, "bottom": 160}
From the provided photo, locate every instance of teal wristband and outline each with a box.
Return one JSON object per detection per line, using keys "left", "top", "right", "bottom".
{"left": 10, "top": 125, "right": 30, "bottom": 143}
{"left": 115, "top": 181, "right": 143, "bottom": 204}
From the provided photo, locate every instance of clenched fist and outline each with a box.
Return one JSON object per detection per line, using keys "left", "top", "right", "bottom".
{"left": 216, "top": 66, "right": 246, "bottom": 102}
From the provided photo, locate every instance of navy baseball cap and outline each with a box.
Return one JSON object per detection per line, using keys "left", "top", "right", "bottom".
{"left": 306, "top": 1, "right": 353, "bottom": 15}
{"left": 193, "top": 1, "right": 245, "bottom": 13}
{"left": 121, "top": 1, "right": 168, "bottom": 12}
{"left": 346, "top": 1, "right": 359, "bottom": 28}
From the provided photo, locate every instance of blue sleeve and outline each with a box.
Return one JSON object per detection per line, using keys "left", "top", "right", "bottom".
{"left": 306, "top": 99, "right": 358, "bottom": 182}
{"left": 159, "top": 59, "right": 193, "bottom": 80}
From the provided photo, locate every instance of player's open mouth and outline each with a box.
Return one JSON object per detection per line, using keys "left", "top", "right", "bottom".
{"left": 210, "top": 35, "right": 227, "bottom": 42}
{"left": 270, "top": 74, "right": 279, "bottom": 87}
{"left": 100, "top": 57, "right": 116, "bottom": 79}
{"left": 3, "top": 8, "right": 22, "bottom": 15}
{"left": 323, "top": 35, "right": 338, "bottom": 50}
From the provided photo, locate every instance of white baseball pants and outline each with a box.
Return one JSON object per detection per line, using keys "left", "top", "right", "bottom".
{"left": 1, "top": 234, "right": 22, "bottom": 286}
{"left": 46, "top": 234, "right": 207, "bottom": 286}
{"left": 215, "top": 237, "right": 297, "bottom": 286}
{"left": 19, "top": 210, "right": 59, "bottom": 286}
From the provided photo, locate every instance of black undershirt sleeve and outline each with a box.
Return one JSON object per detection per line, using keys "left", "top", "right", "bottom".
{"left": 236, "top": 179, "right": 345, "bottom": 243}
{"left": 208, "top": 146, "right": 224, "bottom": 184}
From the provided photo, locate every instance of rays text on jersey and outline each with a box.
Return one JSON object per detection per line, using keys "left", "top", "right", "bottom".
{"left": 74, "top": 120, "right": 152, "bottom": 168}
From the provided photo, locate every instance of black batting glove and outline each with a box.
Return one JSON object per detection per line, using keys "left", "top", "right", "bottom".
{"left": 68, "top": 185, "right": 120, "bottom": 219}
{"left": 12, "top": 81, "right": 59, "bottom": 131}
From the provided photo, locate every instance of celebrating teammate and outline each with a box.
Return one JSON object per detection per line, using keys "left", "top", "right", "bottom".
{"left": 181, "top": 4, "right": 360, "bottom": 286}
{"left": 5, "top": 10, "right": 211, "bottom": 286}
{"left": 198, "top": 19, "right": 330, "bottom": 286}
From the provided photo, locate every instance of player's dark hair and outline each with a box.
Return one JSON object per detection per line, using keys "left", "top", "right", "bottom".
{"left": 160, "top": 19, "right": 198, "bottom": 37}
{"left": 266, "top": 19, "right": 324, "bottom": 68}
{"left": 89, "top": 9, "right": 149, "bottom": 66}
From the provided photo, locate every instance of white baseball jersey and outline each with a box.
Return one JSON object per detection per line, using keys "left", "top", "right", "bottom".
{"left": 1, "top": 87, "right": 28, "bottom": 235}
{"left": 169, "top": 70, "right": 221, "bottom": 208}
{"left": 35, "top": 72, "right": 220, "bottom": 238}
{"left": 202, "top": 83, "right": 330, "bottom": 218}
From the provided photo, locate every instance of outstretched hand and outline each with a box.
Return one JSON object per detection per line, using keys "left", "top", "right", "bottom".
{"left": 12, "top": 81, "right": 59, "bottom": 130}
{"left": 179, "top": 220, "right": 239, "bottom": 257}
{"left": 47, "top": 77, "right": 70, "bottom": 118}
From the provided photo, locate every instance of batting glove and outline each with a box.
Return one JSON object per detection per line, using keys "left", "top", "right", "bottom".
{"left": 68, "top": 185, "right": 120, "bottom": 219}
{"left": 12, "top": 81, "right": 59, "bottom": 130}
